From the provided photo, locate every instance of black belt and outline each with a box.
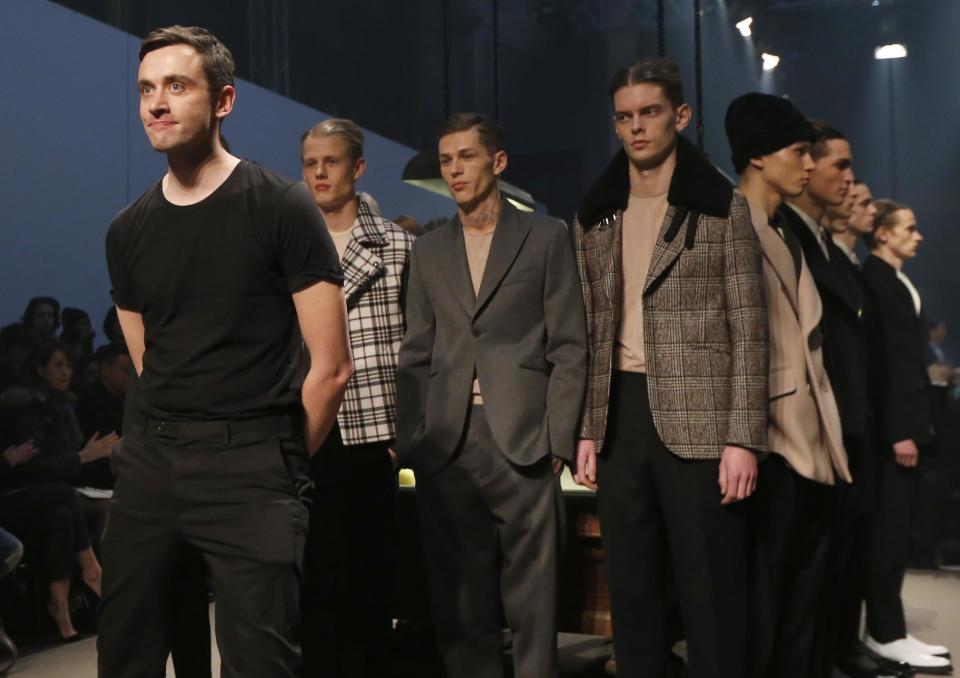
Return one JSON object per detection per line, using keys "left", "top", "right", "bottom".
{"left": 140, "top": 412, "right": 296, "bottom": 444}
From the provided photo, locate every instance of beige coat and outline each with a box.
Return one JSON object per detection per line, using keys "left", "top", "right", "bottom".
{"left": 748, "top": 197, "right": 850, "bottom": 484}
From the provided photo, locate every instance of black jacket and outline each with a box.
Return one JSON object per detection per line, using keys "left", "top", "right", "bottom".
{"left": 860, "top": 255, "right": 935, "bottom": 446}
{"left": 0, "top": 386, "right": 83, "bottom": 489}
{"left": 779, "top": 203, "right": 870, "bottom": 437}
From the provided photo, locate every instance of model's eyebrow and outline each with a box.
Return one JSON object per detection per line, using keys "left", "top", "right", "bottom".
{"left": 137, "top": 73, "right": 200, "bottom": 88}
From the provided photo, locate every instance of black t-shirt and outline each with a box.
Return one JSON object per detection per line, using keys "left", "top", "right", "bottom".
{"left": 105, "top": 160, "right": 342, "bottom": 420}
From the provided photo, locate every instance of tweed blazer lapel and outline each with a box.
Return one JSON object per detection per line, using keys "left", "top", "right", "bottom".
{"left": 643, "top": 205, "right": 692, "bottom": 295}
{"left": 474, "top": 201, "right": 532, "bottom": 316}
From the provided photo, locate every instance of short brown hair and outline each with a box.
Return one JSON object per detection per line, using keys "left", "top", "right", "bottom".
{"left": 140, "top": 25, "right": 235, "bottom": 97}
{"left": 608, "top": 58, "right": 684, "bottom": 109}
{"left": 866, "top": 198, "right": 909, "bottom": 250}
{"left": 436, "top": 113, "right": 504, "bottom": 154}
{"left": 301, "top": 118, "right": 365, "bottom": 161}
{"left": 808, "top": 121, "right": 846, "bottom": 162}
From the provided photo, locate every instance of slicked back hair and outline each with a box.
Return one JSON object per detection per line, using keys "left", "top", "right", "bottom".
{"left": 809, "top": 121, "right": 847, "bottom": 162}
{"left": 301, "top": 118, "right": 365, "bottom": 162}
{"left": 140, "top": 25, "right": 235, "bottom": 98}
{"left": 866, "top": 198, "right": 910, "bottom": 250}
{"left": 608, "top": 58, "right": 685, "bottom": 109}
{"left": 436, "top": 113, "right": 505, "bottom": 154}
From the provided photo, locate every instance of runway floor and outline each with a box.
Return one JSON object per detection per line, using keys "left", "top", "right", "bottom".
{"left": 9, "top": 569, "right": 960, "bottom": 677}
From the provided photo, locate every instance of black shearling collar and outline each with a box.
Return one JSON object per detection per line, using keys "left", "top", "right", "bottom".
{"left": 577, "top": 135, "right": 733, "bottom": 229}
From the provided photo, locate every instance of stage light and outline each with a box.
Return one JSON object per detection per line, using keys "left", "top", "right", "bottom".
{"left": 875, "top": 44, "right": 907, "bottom": 60}
{"left": 736, "top": 17, "right": 753, "bottom": 37}
{"left": 761, "top": 53, "right": 780, "bottom": 71}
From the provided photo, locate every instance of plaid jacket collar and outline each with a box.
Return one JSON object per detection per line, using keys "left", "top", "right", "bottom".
{"left": 349, "top": 194, "right": 390, "bottom": 247}
{"left": 577, "top": 135, "right": 733, "bottom": 230}
{"left": 342, "top": 194, "right": 389, "bottom": 299}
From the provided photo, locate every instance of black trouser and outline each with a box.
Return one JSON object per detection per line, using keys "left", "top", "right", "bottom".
{"left": 749, "top": 456, "right": 834, "bottom": 678}
{"left": 301, "top": 423, "right": 397, "bottom": 678}
{"left": 417, "top": 405, "right": 559, "bottom": 678}
{"left": 817, "top": 433, "right": 874, "bottom": 670}
{"left": 169, "top": 542, "right": 214, "bottom": 678}
{"left": 597, "top": 371, "right": 748, "bottom": 678}
{"left": 865, "top": 451, "right": 920, "bottom": 643}
{"left": 97, "top": 413, "right": 311, "bottom": 678}
{"left": 0, "top": 482, "right": 90, "bottom": 582}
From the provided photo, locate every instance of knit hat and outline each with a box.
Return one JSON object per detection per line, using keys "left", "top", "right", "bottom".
{"left": 724, "top": 93, "right": 815, "bottom": 173}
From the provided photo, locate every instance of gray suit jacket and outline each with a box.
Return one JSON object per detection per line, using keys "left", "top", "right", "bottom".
{"left": 396, "top": 200, "right": 587, "bottom": 471}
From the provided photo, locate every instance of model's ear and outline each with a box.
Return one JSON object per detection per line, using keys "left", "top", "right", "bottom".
{"left": 214, "top": 84, "right": 236, "bottom": 120}
{"left": 353, "top": 157, "right": 367, "bottom": 182}
{"left": 492, "top": 149, "right": 508, "bottom": 177}
{"left": 674, "top": 103, "right": 692, "bottom": 133}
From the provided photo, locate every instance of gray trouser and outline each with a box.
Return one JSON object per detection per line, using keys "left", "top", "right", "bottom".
{"left": 416, "top": 405, "right": 559, "bottom": 678}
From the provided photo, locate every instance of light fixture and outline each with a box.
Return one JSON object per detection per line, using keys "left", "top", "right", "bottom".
{"left": 761, "top": 52, "right": 780, "bottom": 71}
{"left": 401, "top": 151, "right": 536, "bottom": 212}
{"left": 875, "top": 43, "right": 907, "bottom": 60}
{"left": 735, "top": 17, "right": 753, "bottom": 37}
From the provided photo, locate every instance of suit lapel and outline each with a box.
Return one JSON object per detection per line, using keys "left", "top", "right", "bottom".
{"left": 643, "top": 205, "right": 689, "bottom": 294}
{"left": 757, "top": 225, "right": 801, "bottom": 317}
{"left": 435, "top": 221, "right": 477, "bottom": 317}
{"left": 782, "top": 205, "right": 861, "bottom": 314}
{"left": 473, "top": 202, "right": 532, "bottom": 316}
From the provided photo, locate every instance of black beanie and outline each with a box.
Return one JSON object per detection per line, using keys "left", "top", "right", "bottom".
{"left": 724, "top": 93, "right": 815, "bottom": 174}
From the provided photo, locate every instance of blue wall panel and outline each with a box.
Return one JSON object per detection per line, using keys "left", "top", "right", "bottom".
{"left": 0, "top": 0, "right": 453, "bottom": 329}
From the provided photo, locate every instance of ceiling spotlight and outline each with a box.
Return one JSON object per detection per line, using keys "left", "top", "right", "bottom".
{"left": 875, "top": 43, "right": 907, "bottom": 59}
{"left": 736, "top": 17, "right": 753, "bottom": 37}
{"left": 761, "top": 52, "right": 780, "bottom": 71}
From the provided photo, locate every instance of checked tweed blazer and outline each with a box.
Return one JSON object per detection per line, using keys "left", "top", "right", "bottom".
{"left": 573, "top": 136, "right": 768, "bottom": 459}
{"left": 336, "top": 194, "right": 415, "bottom": 445}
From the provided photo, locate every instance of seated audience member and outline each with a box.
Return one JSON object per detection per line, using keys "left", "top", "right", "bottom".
{"left": 0, "top": 325, "right": 34, "bottom": 395}
{"left": 100, "top": 306, "right": 125, "bottom": 348}
{"left": 20, "top": 297, "right": 61, "bottom": 345}
{"left": 0, "top": 441, "right": 102, "bottom": 640}
{"left": 0, "top": 342, "right": 119, "bottom": 554}
{"left": 73, "top": 354, "right": 101, "bottom": 396}
{"left": 60, "top": 308, "right": 95, "bottom": 364}
{"left": 0, "top": 342, "right": 118, "bottom": 480}
{"left": 76, "top": 343, "right": 131, "bottom": 489}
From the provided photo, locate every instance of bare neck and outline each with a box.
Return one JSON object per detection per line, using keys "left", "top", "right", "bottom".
{"left": 738, "top": 171, "right": 782, "bottom": 219}
{"left": 786, "top": 191, "right": 825, "bottom": 225}
{"left": 163, "top": 137, "right": 240, "bottom": 206}
{"left": 459, "top": 187, "right": 502, "bottom": 234}
{"left": 321, "top": 194, "right": 359, "bottom": 234}
{"left": 628, "top": 147, "right": 676, "bottom": 197}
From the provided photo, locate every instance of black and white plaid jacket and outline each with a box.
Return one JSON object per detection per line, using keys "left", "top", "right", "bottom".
{"left": 337, "top": 194, "right": 415, "bottom": 445}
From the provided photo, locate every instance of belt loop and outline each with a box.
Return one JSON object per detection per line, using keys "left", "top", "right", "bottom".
{"left": 224, "top": 420, "right": 232, "bottom": 447}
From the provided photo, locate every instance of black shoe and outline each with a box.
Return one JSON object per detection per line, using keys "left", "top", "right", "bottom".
{"left": 857, "top": 641, "right": 918, "bottom": 677}
{"left": 836, "top": 649, "right": 913, "bottom": 677}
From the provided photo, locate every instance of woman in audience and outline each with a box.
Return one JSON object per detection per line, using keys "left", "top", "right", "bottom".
{"left": 0, "top": 440, "right": 102, "bottom": 640}
{"left": 19, "top": 297, "right": 60, "bottom": 345}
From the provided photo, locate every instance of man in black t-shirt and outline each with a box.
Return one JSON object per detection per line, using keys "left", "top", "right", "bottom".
{"left": 97, "top": 26, "right": 352, "bottom": 678}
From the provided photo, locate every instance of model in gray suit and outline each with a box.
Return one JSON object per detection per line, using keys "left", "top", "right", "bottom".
{"left": 396, "top": 113, "right": 587, "bottom": 678}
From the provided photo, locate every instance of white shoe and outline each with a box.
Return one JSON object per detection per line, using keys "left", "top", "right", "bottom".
{"left": 865, "top": 636, "right": 953, "bottom": 672}
{"left": 907, "top": 633, "right": 951, "bottom": 657}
